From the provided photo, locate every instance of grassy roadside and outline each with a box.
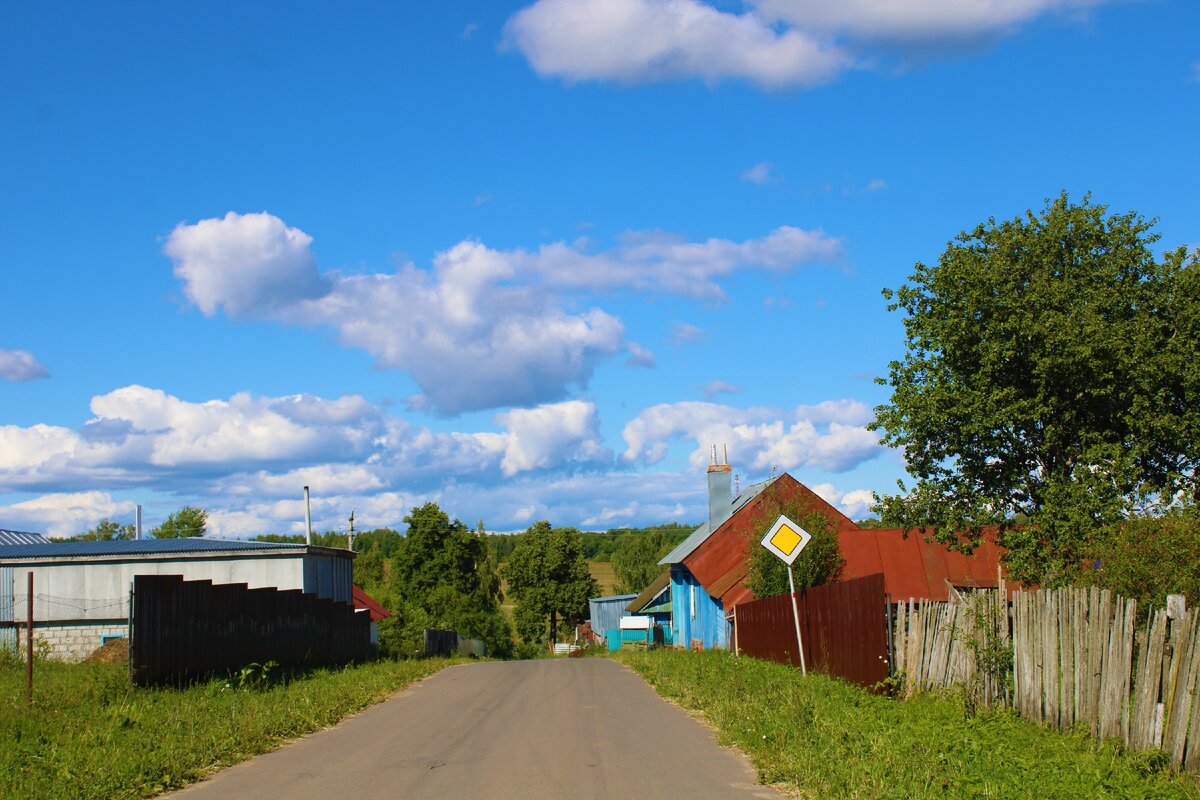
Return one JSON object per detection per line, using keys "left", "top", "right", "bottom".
{"left": 618, "top": 649, "right": 1200, "bottom": 800}
{"left": 0, "top": 656, "right": 450, "bottom": 800}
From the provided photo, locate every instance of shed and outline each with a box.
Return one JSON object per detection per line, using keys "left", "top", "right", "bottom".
{"left": 588, "top": 593, "right": 637, "bottom": 644}
{"left": 0, "top": 538, "right": 355, "bottom": 661}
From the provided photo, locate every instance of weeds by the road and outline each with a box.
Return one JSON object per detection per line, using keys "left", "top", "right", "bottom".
{"left": 0, "top": 655, "right": 449, "bottom": 800}
{"left": 619, "top": 648, "right": 1200, "bottom": 799}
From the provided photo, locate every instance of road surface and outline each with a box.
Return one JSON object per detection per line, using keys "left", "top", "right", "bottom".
{"left": 169, "top": 658, "right": 782, "bottom": 800}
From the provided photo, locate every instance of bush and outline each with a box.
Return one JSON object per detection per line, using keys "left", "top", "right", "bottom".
{"left": 1078, "top": 515, "right": 1200, "bottom": 608}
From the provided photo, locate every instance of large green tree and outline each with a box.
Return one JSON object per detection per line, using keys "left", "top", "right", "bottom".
{"left": 873, "top": 194, "right": 1200, "bottom": 584}
{"left": 387, "top": 503, "right": 510, "bottom": 658}
{"left": 152, "top": 506, "right": 207, "bottom": 538}
{"left": 503, "top": 521, "right": 596, "bottom": 647}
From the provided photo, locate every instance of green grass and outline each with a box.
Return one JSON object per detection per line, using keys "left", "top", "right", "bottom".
{"left": 618, "top": 649, "right": 1200, "bottom": 800}
{"left": 0, "top": 656, "right": 450, "bottom": 800}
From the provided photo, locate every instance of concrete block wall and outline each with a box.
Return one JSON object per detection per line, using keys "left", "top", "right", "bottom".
{"left": 23, "top": 620, "right": 127, "bottom": 662}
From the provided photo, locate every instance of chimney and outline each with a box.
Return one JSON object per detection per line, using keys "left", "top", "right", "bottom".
{"left": 135, "top": 504, "right": 142, "bottom": 541}
{"left": 303, "top": 485, "right": 313, "bottom": 546}
{"left": 707, "top": 444, "right": 732, "bottom": 533}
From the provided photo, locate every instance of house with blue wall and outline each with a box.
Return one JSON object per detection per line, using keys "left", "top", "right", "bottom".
{"left": 658, "top": 450, "right": 770, "bottom": 650}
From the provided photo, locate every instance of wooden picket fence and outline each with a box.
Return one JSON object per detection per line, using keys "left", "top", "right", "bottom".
{"left": 892, "top": 586, "right": 1010, "bottom": 709}
{"left": 893, "top": 585, "right": 1200, "bottom": 773}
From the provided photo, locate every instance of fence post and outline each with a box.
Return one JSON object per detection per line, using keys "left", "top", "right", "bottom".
{"left": 26, "top": 571, "right": 33, "bottom": 706}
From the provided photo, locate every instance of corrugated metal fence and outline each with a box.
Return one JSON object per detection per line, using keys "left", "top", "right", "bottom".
{"left": 735, "top": 573, "right": 889, "bottom": 689}
{"left": 423, "top": 628, "right": 486, "bottom": 658}
{"left": 130, "top": 574, "right": 370, "bottom": 687}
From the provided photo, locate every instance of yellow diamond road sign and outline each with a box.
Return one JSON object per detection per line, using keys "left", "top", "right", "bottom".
{"left": 760, "top": 514, "right": 812, "bottom": 566}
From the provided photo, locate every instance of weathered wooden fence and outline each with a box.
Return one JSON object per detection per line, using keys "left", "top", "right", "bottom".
{"left": 735, "top": 573, "right": 889, "bottom": 689}
{"left": 130, "top": 574, "right": 370, "bottom": 686}
{"left": 893, "top": 587, "right": 1010, "bottom": 708}
{"left": 894, "top": 586, "right": 1200, "bottom": 772}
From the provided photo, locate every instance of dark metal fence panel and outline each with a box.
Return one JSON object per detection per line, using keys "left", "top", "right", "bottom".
{"left": 736, "top": 573, "right": 888, "bottom": 690}
{"left": 130, "top": 574, "right": 370, "bottom": 686}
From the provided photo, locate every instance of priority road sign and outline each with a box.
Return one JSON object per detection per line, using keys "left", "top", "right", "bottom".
{"left": 760, "top": 514, "right": 811, "bottom": 566}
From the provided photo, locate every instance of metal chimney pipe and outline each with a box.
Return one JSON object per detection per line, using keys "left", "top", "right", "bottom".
{"left": 135, "top": 504, "right": 142, "bottom": 541}
{"left": 303, "top": 486, "right": 312, "bottom": 546}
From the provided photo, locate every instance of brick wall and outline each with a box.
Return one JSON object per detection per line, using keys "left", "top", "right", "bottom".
{"left": 17, "top": 620, "right": 127, "bottom": 662}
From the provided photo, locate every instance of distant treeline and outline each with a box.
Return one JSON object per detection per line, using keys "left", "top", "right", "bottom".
{"left": 482, "top": 522, "right": 695, "bottom": 564}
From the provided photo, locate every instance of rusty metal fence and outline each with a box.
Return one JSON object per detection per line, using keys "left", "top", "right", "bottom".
{"left": 734, "top": 573, "right": 889, "bottom": 689}
{"left": 130, "top": 574, "right": 370, "bottom": 686}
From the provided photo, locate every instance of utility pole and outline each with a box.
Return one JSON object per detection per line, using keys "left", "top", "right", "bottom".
{"left": 347, "top": 510, "right": 356, "bottom": 552}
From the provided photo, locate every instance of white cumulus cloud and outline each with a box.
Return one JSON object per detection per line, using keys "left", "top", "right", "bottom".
{"left": 622, "top": 399, "right": 883, "bottom": 473}
{"left": 505, "top": 0, "right": 1120, "bottom": 89}
{"left": 165, "top": 211, "right": 330, "bottom": 318}
{"left": 0, "top": 491, "right": 135, "bottom": 537}
{"left": 0, "top": 348, "right": 49, "bottom": 382}
{"left": 165, "top": 214, "right": 840, "bottom": 414}
{"left": 504, "top": 0, "right": 850, "bottom": 89}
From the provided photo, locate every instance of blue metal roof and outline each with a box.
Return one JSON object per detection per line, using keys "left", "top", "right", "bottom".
{"left": 0, "top": 529, "right": 49, "bottom": 546}
{"left": 0, "top": 537, "right": 309, "bottom": 560}
{"left": 658, "top": 478, "right": 773, "bottom": 566}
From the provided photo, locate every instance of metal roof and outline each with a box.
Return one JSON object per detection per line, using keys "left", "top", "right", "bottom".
{"left": 0, "top": 537, "right": 312, "bottom": 560}
{"left": 0, "top": 529, "right": 49, "bottom": 546}
{"left": 625, "top": 571, "right": 670, "bottom": 613}
{"left": 658, "top": 479, "right": 772, "bottom": 566}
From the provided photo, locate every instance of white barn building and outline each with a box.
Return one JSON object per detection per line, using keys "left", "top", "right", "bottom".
{"left": 0, "top": 538, "right": 355, "bottom": 661}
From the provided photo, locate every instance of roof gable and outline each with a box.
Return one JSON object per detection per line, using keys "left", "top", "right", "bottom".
{"left": 682, "top": 473, "right": 860, "bottom": 604}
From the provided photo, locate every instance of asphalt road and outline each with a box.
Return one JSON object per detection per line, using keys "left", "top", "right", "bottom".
{"left": 168, "top": 658, "right": 782, "bottom": 800}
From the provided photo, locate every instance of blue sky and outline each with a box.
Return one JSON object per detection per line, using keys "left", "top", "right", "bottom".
{"left": 1, "top": 0, "right": 1197, "bottom": 537}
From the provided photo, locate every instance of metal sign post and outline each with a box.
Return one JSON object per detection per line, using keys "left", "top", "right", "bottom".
{"left": 760, "top": 515, "right": 812, "bottom": 676}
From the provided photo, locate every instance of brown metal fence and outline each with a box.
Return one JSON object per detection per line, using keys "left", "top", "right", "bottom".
{"left": 734, "top": 573, "right": 889, "bottom": 689}
{"left": 130, "top": 574, "right": 371, "bottom": 687}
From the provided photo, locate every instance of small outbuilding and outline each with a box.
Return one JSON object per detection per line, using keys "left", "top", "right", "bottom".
{"left": 0, "top": 538, "right": 355, "bottom": 661}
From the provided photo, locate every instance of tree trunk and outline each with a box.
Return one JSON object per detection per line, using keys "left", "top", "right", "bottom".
{"left": 549, "top": 608, "right": 557, "bottom": 649}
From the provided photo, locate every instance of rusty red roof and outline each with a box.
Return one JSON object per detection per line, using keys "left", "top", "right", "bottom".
{"left": 352, "top": 584, "right": 392, "bottom": 622}
{"left": 838, "top": 527, "right": 1017, "bottom": 602}
{"left": 682, "top": 473, "right": 860, "bottom": 608}
{"left": 678, "top": 472, "right": 1018, "bottom": 606}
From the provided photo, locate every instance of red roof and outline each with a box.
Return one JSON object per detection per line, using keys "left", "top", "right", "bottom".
{"left": 352, "top": 584, "right": 392, "bottom": 622}
{"left": 682, "top": 473, "right": 860, "bottom": 608}
{"left": 838, "top": 527, "right": 1017, "bottom": 602}
{"left": 679, "top": 472, "right": 1018, "bottom": 606}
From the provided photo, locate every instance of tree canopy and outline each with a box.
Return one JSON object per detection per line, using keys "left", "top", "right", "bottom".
{"left": 873, "top": 193, "right": 1200, "bottom": 584}
{"left": 610, "top": 526, "right": 691, "bottom": 594}
{"left": 77, "top": 519, "right": 134, "bottom": 541}
{"left": 503, "top": 521, "right": 596, "bottom": 647}
{"left": 386, "top": 503, "right": 510, "bottom": 658}
{"left": 152, "top": 506, "right": 207, "bottom": 538}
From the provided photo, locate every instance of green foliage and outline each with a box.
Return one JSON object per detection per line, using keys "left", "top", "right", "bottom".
{"left": 77, "top": 519, "right": 135, "bottom": 541}
{"left": 0, "top": 658, "right": 447, "bottom": 799}
{"left": 152, "top": 506, "right": 207, "bottom": 538}
{"left": 504, "top": 521, "right": 596, "bottom": 644}
{"left": 234, "top": 660, "right": 279, "bottom": 691}
{"left": 1077, "top": 514, "right": 1200, "bottom": 609}
{"left": 619, "top": 649, "right": 1200, "bottom": 799}
{"left": 873, "top": 193, "right": 1200, "bottom": 585}
{"left": 745, "top": 501, "right": 844, "bottom": 599}
{"left": 611, "top": 526, "right": 689, "bottom": 593}
{"left": 387, "top": 503, "right": 511, "bottom": 659}
{"left": 485, "top": 522, "right": 694, "bottom": 565}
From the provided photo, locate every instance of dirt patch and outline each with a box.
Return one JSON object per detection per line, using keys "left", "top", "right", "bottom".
{"left": 84, "top": 638, "right": 128, "bottom": 664}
